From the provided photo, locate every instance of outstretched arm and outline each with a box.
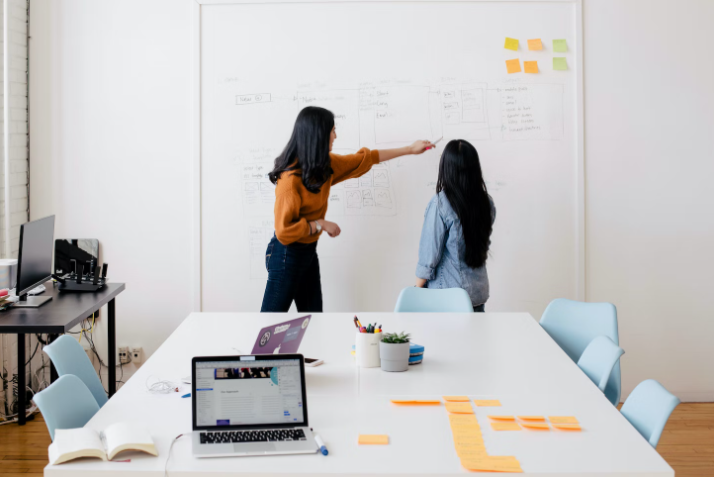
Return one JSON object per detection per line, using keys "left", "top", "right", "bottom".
{"left": 377, "top": 140, "right": 433, "bottom": 163}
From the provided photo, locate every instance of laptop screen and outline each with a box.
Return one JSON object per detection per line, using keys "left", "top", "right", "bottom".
{"left": 194, "top": 357, "right": 305, "bottom": 428}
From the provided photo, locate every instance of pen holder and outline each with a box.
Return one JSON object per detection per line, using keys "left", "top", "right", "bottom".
{"left": 355, "top": 331, "right": 381, "bottom": 368}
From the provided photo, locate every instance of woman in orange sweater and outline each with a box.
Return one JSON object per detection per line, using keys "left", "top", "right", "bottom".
{"left": 261, "top": 106, "right": 432, "bottom": 312}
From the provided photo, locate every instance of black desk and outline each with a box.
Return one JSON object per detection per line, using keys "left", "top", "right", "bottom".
{"left": 0, "top": 280, "right": 125, "bottom": 425}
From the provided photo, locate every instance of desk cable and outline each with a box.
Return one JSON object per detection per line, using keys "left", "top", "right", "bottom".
{"left": 165, "top": 433, "right": 187, "bottom": 477}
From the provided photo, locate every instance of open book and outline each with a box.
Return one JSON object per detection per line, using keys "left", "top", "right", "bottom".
{"left": 49, "top": 423, "right": 158, "bottom": 465}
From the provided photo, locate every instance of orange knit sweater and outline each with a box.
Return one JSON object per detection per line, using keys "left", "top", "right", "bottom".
{"left": 273, "top": 148, "right": 380, "bottom": 245}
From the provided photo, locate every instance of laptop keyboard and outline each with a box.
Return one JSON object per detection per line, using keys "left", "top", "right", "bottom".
{"left": 200, "top": 428, "right": 306, "bottom": 444}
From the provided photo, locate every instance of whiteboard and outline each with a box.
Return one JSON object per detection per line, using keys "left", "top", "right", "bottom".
{"left": 197, "top": 0, "right": 584, "bottom": 317}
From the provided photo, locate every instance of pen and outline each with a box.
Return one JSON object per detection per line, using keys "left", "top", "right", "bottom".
{"left": 181, "top": 393, "right": 191, "bottom": 398}
{"left": 355, "top": 315, "right": 362, "bottom": 328}
{"left": 353, "top": 317, "right": 359, "bottom": 329}
{"left": 314, "top": 434, "right": 328, "bottom": 455}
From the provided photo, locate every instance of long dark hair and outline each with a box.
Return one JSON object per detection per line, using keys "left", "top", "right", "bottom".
{"left": 436, "top": 140, "right": 492, "bottom": 269}
{"left": 268, "top": 106, "right": 334, "bottom": 193}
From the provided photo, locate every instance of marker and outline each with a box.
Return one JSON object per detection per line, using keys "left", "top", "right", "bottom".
{"left": 181, "top": 393, "right": 191, "bottom": 398}
{"left": 427, "top": 137, "right": 443, "bottom": 150}
{"left": 314, "top": 434, "right": 328, "bottom": 456}
{"left": 353, "top": 317, "right": 359, "bottom": 329}
{"left": 355, "top": 316, "right": 362, "bottom": 328}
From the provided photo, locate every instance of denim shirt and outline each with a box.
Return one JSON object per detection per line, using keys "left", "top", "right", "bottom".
{"left": 416, "top": 192, "right": 496, "bottom": 306}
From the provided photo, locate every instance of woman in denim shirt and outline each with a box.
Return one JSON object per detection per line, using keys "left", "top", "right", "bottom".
{"left": 415, "top": 140, "right": 495, "bottom": 312}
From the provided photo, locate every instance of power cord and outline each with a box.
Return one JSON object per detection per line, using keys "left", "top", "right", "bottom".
{"left": 165, "top": 434, "right": 187, "bottom": 477}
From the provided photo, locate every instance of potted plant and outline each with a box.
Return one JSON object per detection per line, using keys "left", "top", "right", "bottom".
{"left": 380, "top": 332, "right": 411, "bottom": 372}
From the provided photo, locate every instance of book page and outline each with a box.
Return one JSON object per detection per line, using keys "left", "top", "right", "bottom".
{"left": 48, "top": 428, "right": 107, "bottom": 465}
{"left": 104, "top": 422, "right": 158, "bottom": 461}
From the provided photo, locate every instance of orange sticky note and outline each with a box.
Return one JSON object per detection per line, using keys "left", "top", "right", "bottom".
{"left": 524, "top": 61, "right": 538, "bottom": 73}
{"left": 504, "top": 37, "right": 519, "bottom": 51}
{"left": 553, "top": 423, "right": 582, "bottom": 431}
{"left": 506, "top": 59, "right": 521, "bottom": 74}
{"left": 527, "top": 39, "right": 543, "bottom": 51}
{"left": 358, "top": 434, "right": 389, "bottom": 445}
{"left": 390, "top": 400, "right": 441, "bottom": 405}
{"left": 474, "top": 399, "right": 501, "bottom": 407}
{"left": 549, "top": 416, "right": 578, "bottom": 424}
{"left": 518, "top": 416, "right": 546, "bottom": 421}
{"left": 449, "top": 414, "right": 479, "bottom": 425}
{"left": 446, "top": 402, "right": 474, "bottom": 414}
{"left": 488, "top": 415, "right": 515, "bottom": 421}
{"left": 443, "top": 396, "right": 470, "bottom": 402}
{"left": 522, "top": 422, "right": 550, "bottom": 430}
{"left": 491, "top": 421, "right": 522, "bottom": 431}
{"left": 461, "top": 458, "right": 523, "bottom": 473}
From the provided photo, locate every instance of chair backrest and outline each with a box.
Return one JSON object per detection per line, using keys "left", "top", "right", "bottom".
{"left": 32, "top": 374, "right": 100, "bottom": 441}
{"left": 394, "top": 287, "right": 473, "bottom": 313}
{"left": 577, "top": 336, "right": 625, "bottom": 392}
{"left": 621, "top": 379, "right": 680, "bottom": 448}
{"left": 540, "top": 298, "right": 621, "bottom": 405}
{"left": 43, "top": 335, "right": 108, "bottom": 407}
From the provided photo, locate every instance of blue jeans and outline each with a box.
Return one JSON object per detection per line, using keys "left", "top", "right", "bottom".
{"left": 261, "top": 235, "right": 323, "bottom": 313}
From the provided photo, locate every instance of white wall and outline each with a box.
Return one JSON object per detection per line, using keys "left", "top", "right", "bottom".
{"left": 29, "top": 0, "right": 194, "bottom": 379}
{"left": 583, "top": 0, "right": 714, "bottom": 401}
{"left": 1, "top": 0, "right": 29, "bottom": 256}
{"left": 29, "top": 0, "right": 714, "bottom": 401}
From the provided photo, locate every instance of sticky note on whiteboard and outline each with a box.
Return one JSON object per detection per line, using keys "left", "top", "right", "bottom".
{"left": 506, "top": 59, "right": 521, "bottom": 74}
{"left": 527, "top": 39, "right": 543, "bottom": 50}
{"left": 553, "top": 39, "right": 568, "bottom": 52}
{"left": 524, "top": 61, "right": 538, "bottom": 73}
{"left": 504, "top": 37, "right": 519, "bottom": 51}
{"left": 553, "top": 57, "right": 568, "bottom": 70}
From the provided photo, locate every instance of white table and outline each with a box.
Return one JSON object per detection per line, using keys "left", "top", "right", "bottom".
{"left": 45, "top": 313, "right": 674, "bottom": 476}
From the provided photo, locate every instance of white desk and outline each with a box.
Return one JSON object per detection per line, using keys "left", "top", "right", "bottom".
{"left": 44, "top": 313, "right": 673, "bottom": 476}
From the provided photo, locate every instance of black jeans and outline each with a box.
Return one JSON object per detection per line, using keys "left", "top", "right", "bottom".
{"left": 260, "top": 235, "right": 323, "bottom": 312}
{"left": 474, "top": 304, "right": 485, "bottom": 312}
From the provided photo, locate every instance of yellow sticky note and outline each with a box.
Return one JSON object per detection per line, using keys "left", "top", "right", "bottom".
{"left": 443, "top": 395, "right": 470, "bottom": 402}
{"left": 504, "top": 37, "right": 519, "bottom": 51}
{"left": 527, "top": 39, "right": 543, "bottom": 51}
{"left": 553, "top": 39, "right": 567, "bottom": 52}
{"left": 390, "top": 400, "right": 441, "bottom": 405}
{"left": 358, "top": 434, "right": 389, "bottom": 445}
{"left": 474, "top": 399, "right": 501, "bottom": 407}
{"left": 491, "top": 421, "right": 522, "bottom": 431}
{"left": 506, "top": 59, "right": 521, "bottom": 74}
{"left": 524, "top": 61, "right": 538, "bottom": 74}
{"left": 553, "top": 57, "right": 568, "bottom": 70}
{"left": 522, "top": 422, "right": 550, "bottom": 430}
{"left": 549, "top": 416, "right": 578, "bottom": 424}
{"left": 518, "top": 416, "right": 546, "bottom": 421}
{"left": 446, "top": 402, "right": 474, "bottom": 414}
{"left": 488, "top": 415, "right": 515, "bottom": 421}
{"left": 553, "top": 423, "right": 582, "bottom": 431}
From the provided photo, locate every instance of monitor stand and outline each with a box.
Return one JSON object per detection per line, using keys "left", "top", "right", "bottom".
{"left": 13, "top": 295, "right": 53, "bottom": 308}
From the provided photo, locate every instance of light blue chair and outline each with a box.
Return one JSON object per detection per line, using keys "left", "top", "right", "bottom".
{"left": 540, "top": 298, "right": 621, "bottom": 405}
{"left": 33, "top": 374, "right": 100, "bottom": 441}
{"left": 621, "top": 379, "right": 680, "bottom": 448}
{"left": 577, "top": 336, "right": 625, "bottom": 393}
{"left": 43, "top": 335, "right": 108, "bottom": 408}
{"left": 394, "top": 287, "right": 473, "bottom": 312}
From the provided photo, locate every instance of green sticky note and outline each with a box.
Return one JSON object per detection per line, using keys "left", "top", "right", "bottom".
{"left": 553, "top": 39, "right": 568, "bottom": 52}
{"left": 553, "top": 57, "right": 568, "bottom": 70}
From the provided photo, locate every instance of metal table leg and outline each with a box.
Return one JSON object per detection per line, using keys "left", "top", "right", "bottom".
{"left": 108, "top": 299, "right": 116, "bottom": 397}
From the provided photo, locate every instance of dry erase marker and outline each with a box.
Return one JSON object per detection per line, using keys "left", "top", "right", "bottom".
{"left": 314, "top": 434, "right": 328, "bottom": 455}
{"left": 427, "top": 137, "right": 443, "bottom": 150}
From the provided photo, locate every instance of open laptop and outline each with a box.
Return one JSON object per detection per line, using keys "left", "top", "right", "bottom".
{"left": 191, "top": 354, "right": 318, "bottom": 458}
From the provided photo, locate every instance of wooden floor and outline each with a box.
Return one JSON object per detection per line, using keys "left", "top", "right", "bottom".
{"left": 0, "top": 404, "right": 711, "bottom": 475}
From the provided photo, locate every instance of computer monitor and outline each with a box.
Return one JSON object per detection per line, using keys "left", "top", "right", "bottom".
{"left": 14, "top": 215, "right": 55, "bottom": 308}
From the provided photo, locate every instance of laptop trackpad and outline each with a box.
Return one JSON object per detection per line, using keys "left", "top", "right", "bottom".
{"left": 234, "top": 442, "right": 277, "bottom": 454}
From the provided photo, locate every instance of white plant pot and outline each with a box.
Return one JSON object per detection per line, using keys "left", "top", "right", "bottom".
{"left": 380, "top": 341, "right": 410, "bottom": 372}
